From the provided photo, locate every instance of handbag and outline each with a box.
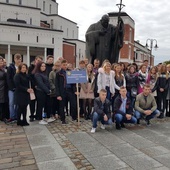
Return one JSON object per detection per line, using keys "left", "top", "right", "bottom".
{"left": 131, "top": 87, "right": 137, "bottom": 97}
{"left": 29, "top": 81, "right": 36, "bottom": 100}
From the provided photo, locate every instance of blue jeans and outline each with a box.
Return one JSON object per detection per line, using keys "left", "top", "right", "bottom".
{"left": 92, "top": 112, "right": 113, "bottom": 128}
{"left": 115, "top": 113, "right": 137, "bottom": 124}
{"left": 134, "top": 109, "right": 160, "bottom": 120}
{"left": 8, "top": 90, "right": 17, "bottom": 119}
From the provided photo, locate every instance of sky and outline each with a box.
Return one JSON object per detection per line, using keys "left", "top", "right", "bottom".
{"left": 56, "top": 0, "right": 170, "bottom": 64}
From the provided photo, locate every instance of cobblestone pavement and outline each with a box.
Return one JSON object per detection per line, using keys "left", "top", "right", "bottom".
{"left": 0, "top": 122, "right": 38, "bottom": 170}
{"left": 1, "top": 117, "right": 170, "bottom": 170}
{"left": 46, "top": 117, "right": 170, "bottom": 170}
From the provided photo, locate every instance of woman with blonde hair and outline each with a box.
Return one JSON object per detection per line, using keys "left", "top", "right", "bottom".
{"left": 97, "top": 62, "right": 116, "bottom": 101}
{"left": 80, "top": 64, "right": 95, "bottom": 119}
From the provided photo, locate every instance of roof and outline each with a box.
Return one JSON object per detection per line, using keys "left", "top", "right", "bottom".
{"left": 0, "top": 21, "right": 63, "bottom": 32}
{"left": 0, "top": 2, "right": 41, "bottom": 10}
{"left": 64, "top": 38, "right": 85, "bottom": 43}
{"left": 108, "top": 12, "right": 134, "bottom": 22}
{"left": 41, "top": 12, "right": 77, "bottom": 25}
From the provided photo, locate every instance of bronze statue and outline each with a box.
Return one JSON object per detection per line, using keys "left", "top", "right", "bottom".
{"left": 85, "top": 14, "right": 124, "bottom": 65}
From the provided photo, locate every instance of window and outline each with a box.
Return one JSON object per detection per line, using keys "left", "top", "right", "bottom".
{"left": 43, "top": 1, "right": 45, "bottom": 11}
{"left": 18, "top": 34, "right": 20, "bottom": 41}
{"left": 36, "top": 36, "right": 38, "bottom": 43}
{"left": 129, "top": 28, "right": 132, "bottom": 42}
{"left": 6, "top": 0, "right": 9, "bottom": 3}
{"left": 30, "top": 18, "right": 32, "bottom": 25}
{"left": 19, "top": 0, "right": 22, "bottom": 5}
{"left": 52, "top": 38, "right": 54, "bottom": 44}
{"left": 128, "top": 46, "right": 131, "bottom": 60}
{"left": 51, "top": 19, "right": 53, "bottom": 29}
{"left": 36, "top": 0, "right": 38, "bottom": 8}
{"left": 49, "top": 4, "right": 52, "bottom": 14}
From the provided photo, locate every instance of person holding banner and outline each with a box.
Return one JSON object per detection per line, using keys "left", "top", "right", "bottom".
{"left": 80, "top": 64, "right": 95, "bottom": 120}
{"left": 91, "top": 89, "right": 113, "bottom": 133}
{"left": 55, "top": 59, "right": 77, "bottom": 124}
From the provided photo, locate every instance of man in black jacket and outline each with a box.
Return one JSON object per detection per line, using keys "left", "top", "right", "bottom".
{"left": 55, "top": 59, "right": 77, "bottom": 124}
{"left": 91, "top": 89, "right": 112, "bottom": 133}
{"left": 6, "top": 54, "right": 22, "bottom": 123}
{"left": 114, "top": 86, "right": 137, "bottom": 130}
{"left": 46, "top": 55, "right": 54, "bottom": 76}
{"left": 28, "top": 56, "right": 43, "bottom": 121}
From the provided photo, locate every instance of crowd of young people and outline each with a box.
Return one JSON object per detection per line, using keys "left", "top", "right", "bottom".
{"left": 0, "top": 53, "right": 170, "bottom": 133}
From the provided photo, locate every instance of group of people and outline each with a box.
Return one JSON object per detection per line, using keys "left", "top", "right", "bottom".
{"left": 0, "top": 53, "right": 170, "bottom": 133}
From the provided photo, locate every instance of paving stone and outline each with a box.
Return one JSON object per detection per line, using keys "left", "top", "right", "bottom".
{"left": 32, "top": 145, "right": 67, "bottom": 163}
{"left": 119, "top": 133, "right": 157, "bottom": 149}
{"left": 75, "top": 142, "right": 112, "bottom": 158}
{"left": 109, "top": 143, "right": 142, "bottom": 158}
{"left": 154, "top": 153, "right": 170, "bottom": 168}
{"left": 88, "top": 154, "right": 129, "bottom": 170}
{"left": 140, "top": 146, "right": 170, "bottom": 157}
{"left": 90, "top": 131, "right": 126, "bottom": 147}
{"left": 24, "top": 126, "right": 45, "bottom": 136}
{"left": 27, "top": 134, "right": 56, "bottom": 147}
{"left": 37, "top": 158, "right": 77, "bottom": 170}
{"left": 66, "top": 132, "right": 96, "bottom": 145}
{"left": 122, "top": 154, "right": 163, "bottom": 170}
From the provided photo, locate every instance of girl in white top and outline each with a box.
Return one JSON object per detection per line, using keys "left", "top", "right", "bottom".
{"left": 97, "top": 62, "right": 116, "bottom": 100}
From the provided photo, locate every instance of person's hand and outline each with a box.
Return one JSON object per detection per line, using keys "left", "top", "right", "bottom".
{"left": 75, "top": 92, "right": 80, "bottom": 95}
{"left": 57, "top": 96, "right": 62, "bottom": 101}
{"left": 104, "top": 114, "right": 108, "bottom": 121}
{"left": 126, "top": 114, "right": 132, "bottom": 120}
{"left": 144, "top": 110, "right": 152, "bottom": 115}
{"left": 27, "top": 88, "right": 33, "bottom": 93}
{"left": 160, "top": 88, "right": 164, "bottom": 92}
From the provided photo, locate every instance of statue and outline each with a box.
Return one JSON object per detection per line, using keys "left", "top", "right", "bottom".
{"left": 85, "top": 14, "right": 124, "bottom": 65}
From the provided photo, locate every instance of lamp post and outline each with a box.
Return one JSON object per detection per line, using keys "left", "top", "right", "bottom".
{"left": 145, "top": 39, "right": 158, "bottom": 66}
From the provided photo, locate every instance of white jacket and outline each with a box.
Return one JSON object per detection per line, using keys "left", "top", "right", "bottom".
{"left": 97, "top": 68, "right": 116, "bottom": 95}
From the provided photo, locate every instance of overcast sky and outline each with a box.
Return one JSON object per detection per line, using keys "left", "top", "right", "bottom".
{"left": 57, "top": 0, "right": 170, "bottom": 64}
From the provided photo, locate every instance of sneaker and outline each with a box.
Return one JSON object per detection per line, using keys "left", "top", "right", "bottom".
{"left": 121, "top": 123, "right": 125, "bottom": 128}
{"left": 91, "top": 128, "right": 96, "bottom": 133}
{"left": 47, "top": 117, "right": 56, "bottom": 123}
{"left": 62, "top": 121, "right": 68, "bottom": 125}
{"left": 146, "top": 120, "right": 151, "bottom": 126}
{"left": 39, "top": 120, "right": 48, "bottom": 125}
{"left": 116, "top": 124, "right": 121, "bottom": 130}
{"left": 29, "top": 118, "right": 34, "bottom": 122}
{"left": 100, "top": 124, "right": 105, "bottom": 130}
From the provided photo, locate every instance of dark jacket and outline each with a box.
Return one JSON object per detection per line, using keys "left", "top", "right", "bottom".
{"left": 46, "top": 63, "right": 54, "bottom": 76}
{"left": 34, "top": 73, "right": 51, "bottom": 95}
{"left": 28, "top": 64, "right": 36, "bottom": 89}
{"left": 125, "top": 72, "right": 138, "bottom": 91}
{"left": 14, "top": 73, "right": 30, "bottom": 105}
{"left": 55, "top": 69, "right": 76, "bottom": 98}
{"left": 152, "top": 73, "right": 168, "bottom": 92}
{"left": 114, "top": 95, "right": 133, "bottom": 116}
{"left": 7, "top": 63, "right": 16, "bottom": 91}
{"left": 93, "top": 97, "right": 111, "bottom": 118}
{"left": 0, "top": 69, "right": 8, "bottom": 103}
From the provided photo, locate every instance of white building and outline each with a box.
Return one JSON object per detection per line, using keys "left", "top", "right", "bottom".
{"left": 0, "top": 0, "right": 85, "bottom": 66}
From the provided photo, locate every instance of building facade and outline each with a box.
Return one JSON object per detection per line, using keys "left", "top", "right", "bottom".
{"left": 0, "top": 0, "right": 85, "bottom": 66}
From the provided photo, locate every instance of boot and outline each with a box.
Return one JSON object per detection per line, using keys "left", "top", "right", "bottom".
{"left": 157, "top": 112, "right": 164, "bottom": 119}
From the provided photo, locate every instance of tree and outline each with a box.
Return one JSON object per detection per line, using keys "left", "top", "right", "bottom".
{"left": 164, "top": 60, "right": 170, "bottom": 65}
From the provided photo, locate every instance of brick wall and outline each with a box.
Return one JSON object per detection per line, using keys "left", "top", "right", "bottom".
{"left": 63, "top": 43, "right": 76, "bottom": 66}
